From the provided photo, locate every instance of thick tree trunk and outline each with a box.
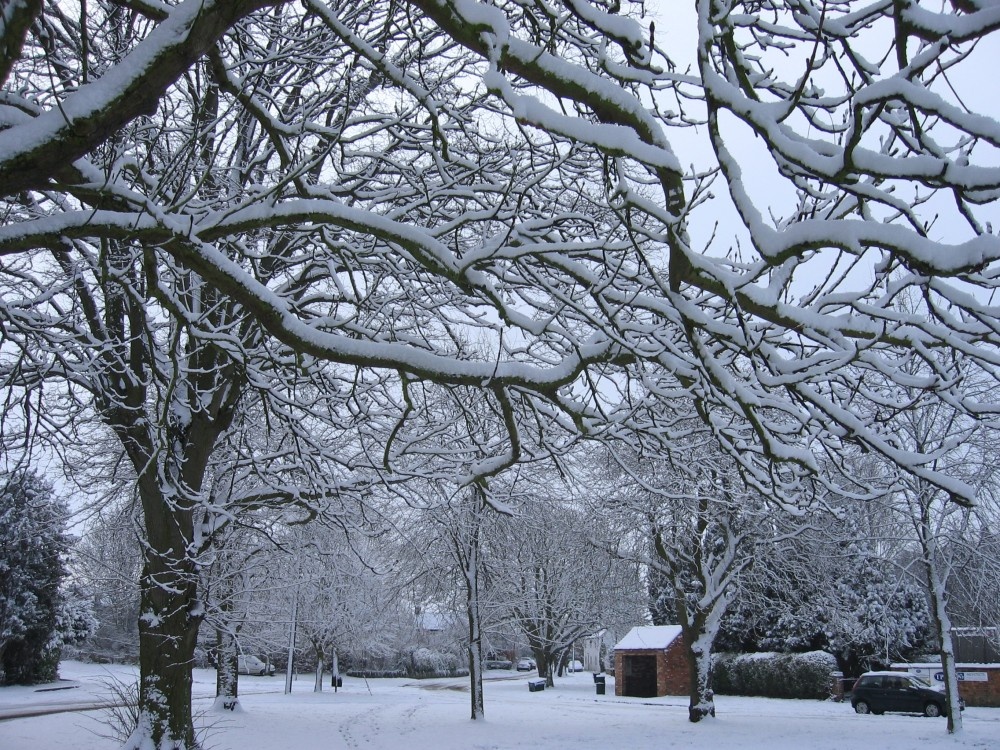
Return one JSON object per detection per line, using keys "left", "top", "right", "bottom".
{"left": 533, "top": 650, "right": 552, "bottom": 687}
{"left": 684, "top": 625, "right": 716, "bottom": 723}
{"left": 92, "top": 206, "right": 241, "bottom": 749}
{"left": 123, "top": 421, "right": 225, "bottom": 749}
{"left": 214, "top": 627, "right": 240, "bottom": 711}
{"left": 314, "top": 650, "right": 325, "bottom": 692}
{"left": 125, "top": 549, "right": 203, "bottom": 749}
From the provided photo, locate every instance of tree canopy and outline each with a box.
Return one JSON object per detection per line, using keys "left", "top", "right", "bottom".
{"left": 2, "top": 1, "right": 998, "bottom": 497}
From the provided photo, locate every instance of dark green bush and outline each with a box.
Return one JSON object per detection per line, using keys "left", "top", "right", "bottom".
{"left": 713, "top": 651, "right": 837, "bottom": 699}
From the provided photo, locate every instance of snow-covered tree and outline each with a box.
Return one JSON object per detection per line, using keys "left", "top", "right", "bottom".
{"left": 882, "top": 409, "right": 994, "bottom": 733}
{"left": 409, "top": 484, "right": 495, "bottom": 719}
{"left": 53, "top": 581, "right": 98, "bottom": 656}
{"left": 0, "top": 214, "right": 372, "bottom": 748}
{"left": 814, "top": 334, "right": 1000, "bottom": 732}
{"left": 947, "top": 527, "right": 1000, "bottom": 633}
{"left": 374, "top": 370, "right": 583, "bottom": 717}
{"left": 276, "top": 522, "right": 396, "bottom": 693}
{"left": 717, "top": 521, "right": 934, "bottom": 676}
{"left": 199, "top": 519, "right": 277, "bottom": 711}
{"left": 2, "top": 1, "right": 1000, "bottom": 744}
{"left": 70, "top": 493, "right": 144, "bottom": 664}
{"left": 488, "top": 486, "right": 643, "bottom": 688}
{"left": 5, "top": 0, "right": 998, "bottom": 505}
{"left": 598, "top": 436, "right": 769, "bottom": 722}
{"left": 0, "top": 470, "right": 72, "bottom": 685}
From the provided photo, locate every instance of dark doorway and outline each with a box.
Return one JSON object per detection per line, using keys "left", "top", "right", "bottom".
{"left": 623, "top": 655, "right": 658, "bottom": 698}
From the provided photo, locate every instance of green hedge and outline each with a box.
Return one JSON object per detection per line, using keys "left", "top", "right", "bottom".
{"left": 713, "top": 651, "right": 837, "bottom": 699}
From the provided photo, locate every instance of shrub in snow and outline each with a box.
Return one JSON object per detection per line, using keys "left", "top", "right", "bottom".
{"left": 716, "top": 541, "right": 934, "bottom": 677}
{"left": 410, "top": 647, "right": 445, "bottom": 672}
{"left": 346, "top": 668, "right": 407, "bottom": 679}
{"left": 406, "top": 648, "right": 468, "bottom": 678}
{"left": 92, "top": 673, "right": 223, "bottom": 746}
{"left": 0, "top": 471, "right": 75, "bottom": 685}
{"left": 713, "top": 651, "right": 838, "bottom": 699}
{"left": 90, "top": 674, "right": 141, "bottom": 745}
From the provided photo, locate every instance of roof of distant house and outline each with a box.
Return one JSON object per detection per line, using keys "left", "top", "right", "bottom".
{"left": 417, "top": 611, "right": 450, "bottom": 631}
{"left": 614, "top": 625, "right": 682, "bottom": 651}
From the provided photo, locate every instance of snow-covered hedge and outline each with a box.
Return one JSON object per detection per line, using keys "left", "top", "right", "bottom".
{"left": 410, "top": 647, "right": 448, "bottom": 672}
{"left": 713, "top": 651, "right": 837, "bottom": 699}
{"left": 346, "top": 668, "right": 407, "bottom": 679}
{"left": 407, "top": 648, "right": 468, "bottom": 679}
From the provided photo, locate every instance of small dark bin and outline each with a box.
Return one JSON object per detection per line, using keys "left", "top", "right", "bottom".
{"left": 528, "top": 679, "right": 545, "bottom": 692}
{"left": 595, "top": 674, "right": 606, "bottom": 695}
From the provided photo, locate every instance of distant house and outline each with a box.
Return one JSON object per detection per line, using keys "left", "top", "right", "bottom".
{"left": 416, "top": 610, "right": 448, "bottom": 632}
{"left": 581, "top": 630, "right": 616, "bottom": 673}
{"left": 582, "top": 635, "right": 601, "bottom": 673}
{"left": 613, "top": 625, "right": 688, "bottom": 698}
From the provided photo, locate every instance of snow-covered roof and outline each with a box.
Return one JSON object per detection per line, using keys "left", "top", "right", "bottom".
{"left": 614, "top": 625, "right": 682, "bottom": 651}
{"left": 417, "top": 610, "right": 455, "bottom": 631}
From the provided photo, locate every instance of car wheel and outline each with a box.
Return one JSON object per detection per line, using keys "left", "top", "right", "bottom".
{"left": 854, "top": 701, "right": 871, "bottom": 715}
{"left": 924, "top": 702, "right": 943, "bottom": 718}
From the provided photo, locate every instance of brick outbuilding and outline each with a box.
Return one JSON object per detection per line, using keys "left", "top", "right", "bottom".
{"left": 613, "top": 625, "right": 688, "bottom": 698}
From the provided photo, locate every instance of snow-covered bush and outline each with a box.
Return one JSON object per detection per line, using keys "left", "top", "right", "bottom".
{"left": 713, "top": 651, "right": 838, "bottom": 700}
{"left": 409, "top": 648, "right": 441, "bottom": 672}
{"left": 407, "top": 647, "right": 466, "bottom": 678}
{"left": 0, "top": 471, "right": 73, "bottom": 685}
{"left": 345, "top": 668, "right": 407, "bottom": 679}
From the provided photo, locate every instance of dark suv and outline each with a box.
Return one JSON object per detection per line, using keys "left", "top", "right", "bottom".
{"left": 851, "top": 672, "right": 962, "bottom": 718}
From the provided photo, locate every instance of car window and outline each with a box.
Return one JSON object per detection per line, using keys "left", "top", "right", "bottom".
{"left": 858, "top": 676, "right": 883, "bottom": 688}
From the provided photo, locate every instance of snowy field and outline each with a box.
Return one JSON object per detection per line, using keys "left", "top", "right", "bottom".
{"left": 1, "top": 661, "right": 998, "bottom": 750}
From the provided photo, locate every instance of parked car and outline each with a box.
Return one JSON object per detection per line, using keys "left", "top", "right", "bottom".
{"left": 566, "top": 660, "right": 584, "bottom": 673}
{"left": 484, "top": 658, "right": 513, "bottom": 670}
{"left": 851, "top": 672, "right": 962, "bottom": 717}
{"left": 516, "top": 658, "right": 536, "bottom": 672}
{"left": 238, "top": 655, "right": 275, "bottom": 676}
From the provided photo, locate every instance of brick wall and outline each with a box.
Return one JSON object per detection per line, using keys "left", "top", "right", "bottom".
{"left": 614, "top": 638, "right": 690, "bottom": 697}
{"left": 662, "top": 638, "right": 689, "bottom": 696}
{"left": 614, "top": 651, "right": 624, "bottom": 695}
{"left": 956, "top": 673, "right": 1000, "bottom": 707}
{"left": 892, "top": 664, "right": 1000, "bottom": 707}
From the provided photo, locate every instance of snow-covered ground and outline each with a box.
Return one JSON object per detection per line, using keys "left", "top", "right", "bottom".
{"left": 1, "top": 661, "right": 998, "bottom": 749}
